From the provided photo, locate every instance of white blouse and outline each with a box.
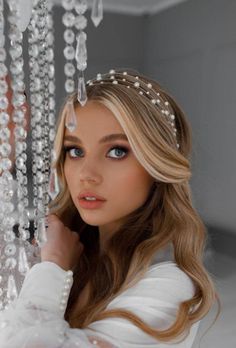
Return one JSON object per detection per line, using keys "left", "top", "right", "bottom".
{"left": 0, "top": 260, "right": 200, "bottom": 348}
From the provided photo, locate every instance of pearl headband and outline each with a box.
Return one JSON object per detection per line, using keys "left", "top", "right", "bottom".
{"left": 86, "top": 69, "right": 180, "bottom": 150}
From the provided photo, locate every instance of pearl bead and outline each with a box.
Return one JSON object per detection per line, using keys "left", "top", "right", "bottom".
{"left": 122, "top": 78, "right": 126, "bottom": 81}
{"left": 134, "top": 82, "right": 140, "bottom": 88}
{"left": 170, "top": 114, "right": 175, "bottom": 120}
{"left": 109, "top": 69, "right": 115, "bottom": 74}
{"left": 135, "top": 76, "right": 139, "bottom": 79}
{"left": 156, "top": 99, "right": 161, "bottom": 104}
{"left": 123, "top": 71, "right": 127, "bottom": 75}
{"left": 60, "top": 298, "right": 67, "bottom": 305}
{"left": 139, "top": 91, "right": 143, "bottom": 95}
{"left": 164, "top": 101, "right": 169, "bottom": 106}
{"left": 147, "top": 83, "right": 152, "bottom": 88}
{"left": 151, "top": 99, "right": 156, "bottom": 104}
{"left": 112, "top": 80, "right": 118, "bottom": 84}
{"left": 110, "top": 75, "right": 115, "bottom": 80}
{"left": 92, "top": 340, "right": 98, "bottom": 345}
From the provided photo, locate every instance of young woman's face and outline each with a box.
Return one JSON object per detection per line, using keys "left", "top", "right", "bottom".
{"left": 63, "top": 100, "right": 154, "bottom": 247}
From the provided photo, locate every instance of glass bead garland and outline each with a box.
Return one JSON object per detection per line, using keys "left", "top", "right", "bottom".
{"left": 62, "top": 0, "right": 103, "bottom": 131}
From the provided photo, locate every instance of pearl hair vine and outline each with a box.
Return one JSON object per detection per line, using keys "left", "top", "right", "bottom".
{"left": 85, "top": 69, "right": 180, "bottom": 150}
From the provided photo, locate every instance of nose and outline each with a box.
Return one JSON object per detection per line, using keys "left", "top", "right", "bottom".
{"left": 78, "top": 160, "right": 102, "bottom": 184}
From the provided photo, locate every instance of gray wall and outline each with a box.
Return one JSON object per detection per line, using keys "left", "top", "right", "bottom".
{"left": 144, "top": 0, "right": 236, "bottom": 235}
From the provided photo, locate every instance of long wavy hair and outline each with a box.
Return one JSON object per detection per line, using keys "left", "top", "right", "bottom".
{"left": 49, "top": 68, "right": 220, "bottom": 343}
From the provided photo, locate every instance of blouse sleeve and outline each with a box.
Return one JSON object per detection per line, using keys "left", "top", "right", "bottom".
{"left": 0, "top": 261, "right": 200, "bottom": 348}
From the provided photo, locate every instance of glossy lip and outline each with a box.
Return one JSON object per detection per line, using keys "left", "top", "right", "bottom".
{"left": 78, "top": 198, "right": 106, "bottom": 209}
{"left": 78, "top": 191, "right": 106, "bottom": 201}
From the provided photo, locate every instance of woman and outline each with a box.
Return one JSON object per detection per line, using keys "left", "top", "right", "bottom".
{"left": 0, "top": 68, "right": 220, "bottom": 347}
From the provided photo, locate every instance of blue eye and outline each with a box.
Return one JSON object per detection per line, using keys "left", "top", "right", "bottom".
{"left": 107, "top": 146, "right": 128, "bottom": 159}
{"left": 64, "top": 147, "right": 83, "bottom": 158}
{"left": 63, "top": 145, "right": 129, "bottom": 160}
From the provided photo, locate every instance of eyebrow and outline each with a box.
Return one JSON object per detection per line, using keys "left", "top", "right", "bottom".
{"left": 64, "top": 133, "right": 129, "bottom": 144}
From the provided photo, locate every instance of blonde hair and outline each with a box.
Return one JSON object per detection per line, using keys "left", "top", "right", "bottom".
{"left": 49, "top": 69, "right": 220, "bottom": 343}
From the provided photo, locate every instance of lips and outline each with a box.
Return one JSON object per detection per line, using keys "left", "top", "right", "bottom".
{"left": 78, "top": 191, "right": 106, "bottom": 201}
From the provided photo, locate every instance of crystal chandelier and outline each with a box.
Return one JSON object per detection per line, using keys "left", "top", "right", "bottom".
{"left": 0, "top": 0, "right": 103, "bottom": 311}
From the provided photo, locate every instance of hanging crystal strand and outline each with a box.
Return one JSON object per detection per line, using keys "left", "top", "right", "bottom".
{"left": 28, "top": 0, "right": 50, "bottom": 247}
{"left": 47, "top": 0, "right": 56, "bottom": 151}
{"left": 28, "top": 1, "right": 42, "bottom": 239}
{"left": 62, "top": 0, "right": 76, "bottom": 94}
{"left": 46, "top": 1, "right": 60, "bottom": 202}
{"left": 74, "top": 0, "right": 88, "bottom": 106}
{"left": 62, "top": 0, "right": 78, "bottom": 132}
{"left": 40, "top": 0, "right": 51, "bottom": 217}
{"left": 0, "top": 0, "right": 21, "bottom": 310}
{"left": 7, "top": 0, "right": 34, "bottom": 307}
{"left": 8, "top": 0, "right": 30, "bottom": 244}
{"left": 0, "top": 0, "right": 16, "bottom": 311}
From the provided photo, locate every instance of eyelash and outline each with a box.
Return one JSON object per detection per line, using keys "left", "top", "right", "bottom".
{"left": 63, "top": 145, "right": 129, "bottom": 160}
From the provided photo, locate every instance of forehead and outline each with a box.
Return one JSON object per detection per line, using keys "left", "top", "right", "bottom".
{"left": 64, "top": 100, "right": 125, "bottom": 138}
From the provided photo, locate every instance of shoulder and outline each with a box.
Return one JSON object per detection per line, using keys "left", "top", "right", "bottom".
{"left": 146, "top": 261, "right": 196, "bottom": 300}
{"left": 108, "top": 261, "right": 195, "bottom": 309}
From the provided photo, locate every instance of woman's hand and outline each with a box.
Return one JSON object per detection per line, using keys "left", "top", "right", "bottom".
{"left": 40, "top": 214, "right": 84, "bottom": 271}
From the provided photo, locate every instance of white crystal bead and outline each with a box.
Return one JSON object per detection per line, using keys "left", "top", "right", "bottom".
{"left": 65, "top": 79, "right": 75, "bottom": 93}
{"left": 62, "top": 12, "right": 75, "bottom": 27}
{"left": 64, "top": 29, "right": 75, "bottom": 44}
{"left": 64, "top": 62, "right": 75, "bottom": 77}
{"left": 74, "top": 15, "right": 87, "bottom": 30}
{"left": 74, "top": 0, "right": 87, "bottom": 14}
{"left": 0, "top": 95, "right": 9, "bottom": 109}
{"left": 0, "top": 112, "right": 10, "bottom": 126}
{"left": 62, "top": 0, "right": 75, "bottom": 11}
{"left": 5, "top": 257, "right": 17, "bottom": 270}
{"left": 64, "top": 46, "right": 75, "bottom": 60}
{"left": 4, "top": 243, "right": 17, "bottom": 257}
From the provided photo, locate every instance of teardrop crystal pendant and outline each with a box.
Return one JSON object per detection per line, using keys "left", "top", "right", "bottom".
{"left": 18, "top": 246, "right": 30, "bottom": 274}
{"left": 65, "top": 100, "right": 78, "bottom": 132}
{"left": 48, "top": 167, "right": 60, "bottom": 200}
{"left": 91, "top": 0, "right": 103, "bottom": 27}
{"left": 7, "top": 275, "right": 18, "bottom": 302}
{"left": 75, "top": 31, "right": 87, "bottom": 71}
{"left": 35, "top": 217, "right": 48, "bottom": 248}
{"left": 77, "top": 70, "right": 87, "bottom": 106}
